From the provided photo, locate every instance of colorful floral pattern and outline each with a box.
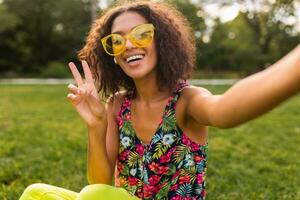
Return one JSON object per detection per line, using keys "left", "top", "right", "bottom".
{"left": 114, "top": 81, "right": 208, "bottom": 199}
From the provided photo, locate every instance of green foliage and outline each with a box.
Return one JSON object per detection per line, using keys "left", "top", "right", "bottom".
{"left": 41, "top": 61, "right": 72, "bottom": 78}
{"left": 177, "top": 184, "right": 193, "bottom": 196}
{"left": 0, "top": 0, "right": 91, "bottom": 76}
{"left": 168, "top": 0, "right": 206, "bottom": 32}
{"left": 0, "top": 3, "right": 19, "bottom": 32}
{"left": 152, "top": 141, "right": 169, "bottom": 160}
{"left": 174, "top": 144, "right": 190, "bottom": 164}
{"left": 155, "top": 180, "right": 171, "bottom": 199}
{"left": 0, "top": 0, "right": 299, "bottom": 77}
{"left": 205, "top": 16, "right": 261, "bottom": 73}
{"left": 196, "top": 0, "right": 299, "bottom": 73}
{"left": 128, "top": 152, "right": 140, "bottom": 167}
{"left": 162, "top": 111, "right": 176, "bottom": 132}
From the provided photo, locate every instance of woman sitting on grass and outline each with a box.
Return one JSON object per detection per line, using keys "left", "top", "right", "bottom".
{"left": 19, "top": 1, "right": 300, "bottom": 200}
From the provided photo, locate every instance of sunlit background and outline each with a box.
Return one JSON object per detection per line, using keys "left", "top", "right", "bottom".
{"left": 1, "top": 1, "right": 300, "bottom": 200}
{"left": 0, "top": 0, "right": 299, "bottom": 78}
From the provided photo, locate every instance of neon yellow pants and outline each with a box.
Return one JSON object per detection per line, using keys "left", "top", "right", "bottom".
{"left": 19, "top": 183, "right": 140, "bottom": 200}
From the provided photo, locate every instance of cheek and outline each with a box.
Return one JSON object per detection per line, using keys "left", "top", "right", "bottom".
{"left": 148, "top": 44, "right": 158, "bottom": 65}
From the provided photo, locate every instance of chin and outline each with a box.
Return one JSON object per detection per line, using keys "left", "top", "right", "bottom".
{"left": 126, "top": 71, "right": 147, "bottom": 80}
{"left": 121, "top": 65, "right": 156, "bottom": 80}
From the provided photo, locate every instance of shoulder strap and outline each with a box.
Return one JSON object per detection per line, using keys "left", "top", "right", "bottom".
{"left": 117, "top": 92, "right": 131, "bottom": 122}
{"left": 173, "top": 80, "right": 190, "bottom": 98}
{"left": 166, "top": 80, "right": 190, "bottom": 110}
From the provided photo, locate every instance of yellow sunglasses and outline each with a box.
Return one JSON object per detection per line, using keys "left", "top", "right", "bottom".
{"left": 101, "top": 23, "right": 155, "bottom": 56}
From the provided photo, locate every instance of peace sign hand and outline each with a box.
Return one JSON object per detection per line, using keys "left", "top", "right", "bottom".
{"left": 67, "top": 60, "right": 106, "bottom": 127}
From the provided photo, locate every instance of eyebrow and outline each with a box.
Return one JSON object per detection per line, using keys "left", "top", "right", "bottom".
{"left": 111, "top": 23, "right": 144, "bottom": 35}
{"left": 111, "top": 30, "right": 125, "bottom": 35}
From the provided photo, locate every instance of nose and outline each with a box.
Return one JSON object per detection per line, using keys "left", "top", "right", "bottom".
{"left": 125, "top": 37, "right": 134, "bottom": 50}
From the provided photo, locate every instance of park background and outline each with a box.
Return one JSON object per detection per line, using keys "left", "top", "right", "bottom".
{"left": 1, "top": 0, "right": 300, "bottom": 199}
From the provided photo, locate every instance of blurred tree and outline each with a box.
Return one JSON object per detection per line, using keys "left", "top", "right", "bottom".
{"left": 197, "top": 0, "right": 299, "bottom": 74}
{"left": 0, "top": 0, "right": 299, "bottom": 77}
{"left": 206, "top": 15, "right": 261, "bottom": 73}
{"left": 0, "top": 0, "right": 92, "bottom": 76}
{"left": 169, "top": 0, "right": 206, "bottom": 31}
{"left": 234, "top": 0, "right": 299, "bottom": 69}
{"left": 166, "top": 0, "right": 207, "bottom": 71}
{"left": 0, "top": 3, "right": 19, "bottom": 32}
{"left": 0, "top": 3, "right": 21, "bottom": 75}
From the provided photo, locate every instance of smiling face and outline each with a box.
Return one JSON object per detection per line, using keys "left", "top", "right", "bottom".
{"left": 111, "top": 12, "right": 158, "bottom": 80}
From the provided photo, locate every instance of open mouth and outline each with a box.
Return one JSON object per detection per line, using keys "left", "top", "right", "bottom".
{"left": 126, "top": 54, "right": 145, "bottom": 63}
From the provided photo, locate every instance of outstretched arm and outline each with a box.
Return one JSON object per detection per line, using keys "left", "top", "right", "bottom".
{"left": 187, "top": 45, "right": 300, "bottom": 128}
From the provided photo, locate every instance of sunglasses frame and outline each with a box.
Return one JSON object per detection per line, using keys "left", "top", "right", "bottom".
{"left": 101, "top": 23, "right": 155, "bottom": 56}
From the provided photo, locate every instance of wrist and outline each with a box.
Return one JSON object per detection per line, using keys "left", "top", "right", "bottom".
{"left": 86, "top": 116, "right": 107, "bottom": 130}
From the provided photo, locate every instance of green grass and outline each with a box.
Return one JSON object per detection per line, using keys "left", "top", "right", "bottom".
{"left": 1, "top": 84, "right": 300, "bottom": 200}
{"left": 0, "top": 85, "right": 88, "bottom": 200}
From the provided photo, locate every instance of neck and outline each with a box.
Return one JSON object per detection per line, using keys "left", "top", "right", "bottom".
{"left": 133, "top": 75, "right": 169, "bottom": 103}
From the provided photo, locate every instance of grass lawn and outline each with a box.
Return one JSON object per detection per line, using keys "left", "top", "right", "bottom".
{"left": 1, "top": 84, "right": 300, "bottom": 200}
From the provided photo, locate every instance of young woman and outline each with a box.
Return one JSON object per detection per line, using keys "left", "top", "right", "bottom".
{"left": 19, "top": 1, "right": 300, "bottom": 200}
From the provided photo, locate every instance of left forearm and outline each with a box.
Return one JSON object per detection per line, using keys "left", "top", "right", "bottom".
{"left": 214, "top": 45, "right": 300, "bottom": 128}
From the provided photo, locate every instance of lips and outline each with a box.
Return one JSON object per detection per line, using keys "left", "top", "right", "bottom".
{"left": 127, "top": 57, "right": 144, "bottom": 66}
{"left": 123, "top": 53, "right": 145, "bottom": 63}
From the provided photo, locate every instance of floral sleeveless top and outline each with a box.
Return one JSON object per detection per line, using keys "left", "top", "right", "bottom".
{"left": 114, "top": 81, "right": 208, "bottom": 200}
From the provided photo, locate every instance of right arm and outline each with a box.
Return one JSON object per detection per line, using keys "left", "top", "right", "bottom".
{"left": 86, "top": 119, "right": 112, "bottom": 184}
{"left": 67, "top": 61, "right": 119, "bottom": 184}
{"left": 87, "top": 95, "right": 121, "bottom": 184}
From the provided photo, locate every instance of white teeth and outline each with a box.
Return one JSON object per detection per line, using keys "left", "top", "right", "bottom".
{"left": 126, "top": 54, "right": 144, "bottom": 63}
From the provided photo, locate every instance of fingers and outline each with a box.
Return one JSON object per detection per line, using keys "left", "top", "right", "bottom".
{"left": 67, "top": 93, "right": 82, "bottom": 106}
{"left": 81, "top": 60, "right": 94, "bottom": 84}
{"left": 68, "top": 62, "right": 84, "bottom": 86}
{"left": 67, "top": 86, "right": 104, "bottom": 117}
{"left": 68, "top": 84, "right": 93, "bottom": 102}
{"left": 68, "top": 83, "right": 92, "bottom": 99}
{"left": 68, "top": 84, "right": 79, "bottom": 94}
{"left": 67, "top": 84, "right": 86, "bottom": 106}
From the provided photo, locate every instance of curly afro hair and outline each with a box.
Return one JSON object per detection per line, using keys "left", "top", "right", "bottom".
{"left": 78, "top": 0, "right": 196, "bottom": 98}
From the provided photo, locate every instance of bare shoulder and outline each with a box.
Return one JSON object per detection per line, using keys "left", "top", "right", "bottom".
{"left": 178, "top": 85, "right": 215, "bottom": 126}
{"left": 180, "top": 85, "right": 212, "bottom": 101}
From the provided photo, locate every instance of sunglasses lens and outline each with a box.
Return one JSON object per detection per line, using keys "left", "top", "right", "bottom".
{"left": 131, "top": 25, "right": 154, "bottom": 47}
{"left": 104, "top": 34, "right": 125, "bottom": 55}
{"left": 101, "top": 24, "right": 154, "bottom": 56}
